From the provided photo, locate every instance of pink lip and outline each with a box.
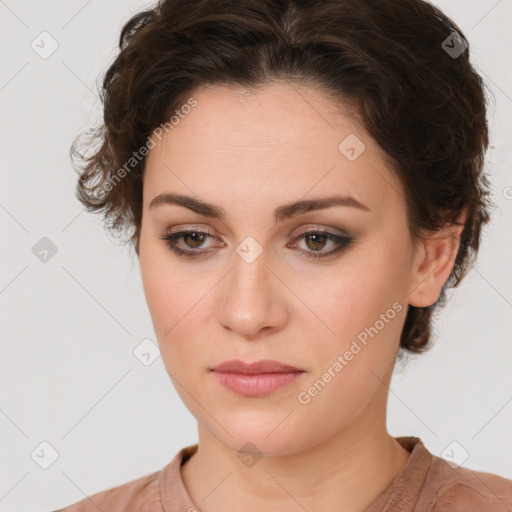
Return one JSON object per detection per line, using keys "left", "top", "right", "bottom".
{"left": 211, "top": 359, "right": 305, "bottom": 397}
{"left": 211, "top": 359, "right": 303, "bottom": 374}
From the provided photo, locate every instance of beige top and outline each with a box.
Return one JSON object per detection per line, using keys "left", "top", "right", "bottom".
{"left": 55, "top": 436, "right": 512, "bottom": 511}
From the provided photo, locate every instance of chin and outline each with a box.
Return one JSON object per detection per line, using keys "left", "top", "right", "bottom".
{"left": 208, "top": 420, "right": 305, "bottom": 458}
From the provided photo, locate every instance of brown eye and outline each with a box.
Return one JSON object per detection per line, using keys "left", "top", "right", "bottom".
{"left": 159, "top": 229, "right": 217, "bottom": 257}
{"left": 160, "top": 229, "right": 353, "bottom": 260}
{"left": 304, "top": 233, "right": 329, "bottom": 251}
{"left": 181, "top": 231, "right": 208, "bottom": 249}
{"left": 290, "top": 230, "right": 353, "bottom": 260}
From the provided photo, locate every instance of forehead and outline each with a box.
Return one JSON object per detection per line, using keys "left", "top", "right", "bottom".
{"left": 143, "top": 82, "right": 404, "bottom": 217}
{"left": 156, "top": 81, "right": 364, "bottom": 151}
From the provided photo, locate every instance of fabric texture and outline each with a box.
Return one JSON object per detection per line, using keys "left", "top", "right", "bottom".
{"left": 54, "top": 436, "right": 512, "bottom": 511}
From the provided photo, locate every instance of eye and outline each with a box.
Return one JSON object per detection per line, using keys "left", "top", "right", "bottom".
{"left": 288, "top": 230, "right": 353, "bottom": 260}
{"left": 159, "top": 229, "right": 219, "bottom": 258}
{"left": 159, "top": 228, "right": 353, "bottom": 260}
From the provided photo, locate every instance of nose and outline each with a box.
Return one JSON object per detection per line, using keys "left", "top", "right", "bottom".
{"left": 216, "top": 249, "right": 291, "bottom": 340}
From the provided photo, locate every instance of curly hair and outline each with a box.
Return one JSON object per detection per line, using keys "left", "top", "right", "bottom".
{"left": 70, "top": 0, "right": 494, "bottom": 356}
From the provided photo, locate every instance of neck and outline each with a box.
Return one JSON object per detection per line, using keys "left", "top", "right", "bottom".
{"left": 181, "top": 400, "right": 411, "bottom": 512}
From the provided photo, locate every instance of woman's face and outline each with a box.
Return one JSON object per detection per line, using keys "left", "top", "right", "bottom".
{"left": 138, "top": 82, "right": 422, "bottom": 455}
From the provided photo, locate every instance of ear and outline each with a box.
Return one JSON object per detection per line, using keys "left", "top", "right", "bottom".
{"left": 407, "top": 209, "right": 467, "bottom": 308}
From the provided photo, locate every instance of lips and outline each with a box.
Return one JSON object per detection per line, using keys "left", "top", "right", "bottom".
{"left": 210, "top": 359, "right": 305, "bottom": 397}
{"left": 211, "top": 359, "right": 303, "bottom": 374}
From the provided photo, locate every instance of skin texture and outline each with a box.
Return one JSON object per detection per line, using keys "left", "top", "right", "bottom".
{"left": 138, "top": 82, "right": 464, "bottom": 512}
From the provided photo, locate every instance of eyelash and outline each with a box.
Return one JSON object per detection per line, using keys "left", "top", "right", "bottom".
{"left": 159, "top": 228, "right": 353, "bottom": 260}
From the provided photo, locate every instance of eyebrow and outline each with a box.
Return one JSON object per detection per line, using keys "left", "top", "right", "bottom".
{"left": 149, "top": 192, "right": 370, "bottom": 223}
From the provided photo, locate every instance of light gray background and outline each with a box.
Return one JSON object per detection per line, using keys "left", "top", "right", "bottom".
{"left": 0, "top": 0, "right": 511, "bottom": 510}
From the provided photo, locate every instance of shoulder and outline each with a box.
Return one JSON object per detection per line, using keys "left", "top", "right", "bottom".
{"left": 52, "top": 466, "right": 164, "bottom": 512}
{"left": 426, "top": 455, "right": 512, "bottom": 512}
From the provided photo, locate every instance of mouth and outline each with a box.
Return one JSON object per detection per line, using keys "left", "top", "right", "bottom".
{"left": 210, "top": 359, "right": 305, "bottom": 397}
{"left": 210, "top": 359, "right": 304, "bottom": 374}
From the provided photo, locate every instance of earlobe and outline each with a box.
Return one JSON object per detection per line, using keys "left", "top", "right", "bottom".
{"left": 407, "top": 221, "right": 465, "bottom": 308}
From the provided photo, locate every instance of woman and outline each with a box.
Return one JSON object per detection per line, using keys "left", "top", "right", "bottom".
{"left": 57, "top": 0, "right": 512, "bottom": 510}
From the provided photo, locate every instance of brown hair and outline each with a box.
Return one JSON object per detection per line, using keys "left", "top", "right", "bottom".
{"left": 70, "top": 0, "right": 494, "bottom": 356}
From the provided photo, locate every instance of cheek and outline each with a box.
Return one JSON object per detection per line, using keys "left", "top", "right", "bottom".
{"left": 304, "top": 246, "right": 408, "bottom": 364}
{"left": 292, "top": 269, "right": 405, "bottom": 430}
{"left": 140, "top": 260, "right": 170, "bottom": 329}
{"left": 140, "top": 258, "right": 211, "bottom": 372}
{"left": 140, "top": 246, "right": 185, "bottom": 340}
{"left": 143, "top": 273, "right": 192, "bottom": 339}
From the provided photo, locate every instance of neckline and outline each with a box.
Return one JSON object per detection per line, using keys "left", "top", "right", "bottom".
{"left": 160, "top": 436, "right": 433, "bottom": 512}
{"left": 364, "top": 436, "right": 433, "bottom": 511}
